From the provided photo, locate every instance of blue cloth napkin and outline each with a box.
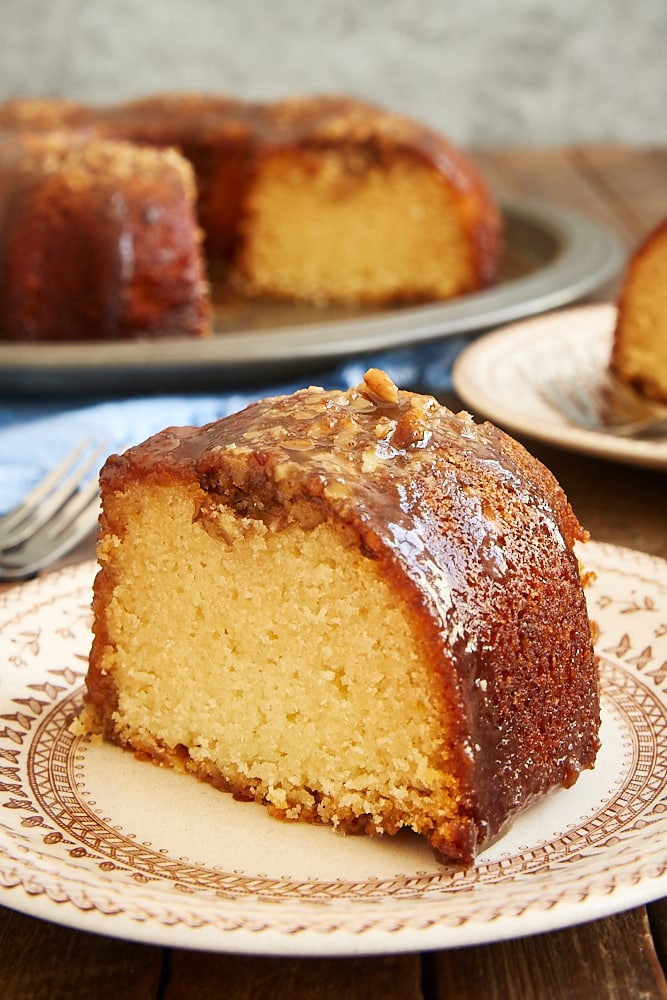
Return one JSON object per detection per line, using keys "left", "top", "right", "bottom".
{"left": 0, "top": 337, "right": 470, "bottom": 515}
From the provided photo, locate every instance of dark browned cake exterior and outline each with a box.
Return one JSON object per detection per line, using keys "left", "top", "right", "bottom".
{"left": 99, "top": 94, "right": 254, "bottom": 264}
{"left": 0, "top": 97, "right": 94, "bottom": 133}
{"left": 0, "top": 130, "right": 210, "bottom": 341}
{"left": 84, "top": 370, "right": 600, "bottom": 865}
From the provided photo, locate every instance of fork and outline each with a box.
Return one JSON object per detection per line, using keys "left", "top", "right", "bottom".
{"left": 0, "top": 439, "right": 107, "bottom": 580}
{"left": 540, "top": 368, "right": 667, "bottom": 438}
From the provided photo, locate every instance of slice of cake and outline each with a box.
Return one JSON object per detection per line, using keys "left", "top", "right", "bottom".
{"left": 82, "top": 369, "right": 600, "bottom": 865}
{"left": 611, "top": 217, "right": 667, "bottom": 404}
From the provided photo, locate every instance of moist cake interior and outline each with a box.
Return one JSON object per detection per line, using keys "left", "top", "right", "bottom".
{"left": 238, "top": 150, "right": 474, "bottom": 303}
{"left": 98, "top": 483, "right": 463, "bottom": 847}
{"left": 612, "top": 230, "right": 667, "bottom": 404}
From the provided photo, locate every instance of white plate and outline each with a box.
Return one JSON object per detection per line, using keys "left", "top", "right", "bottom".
{"left": 0, "top": 199, "right": 624, "bottom": 396}
{"left": 453, "top": 302, "right": 667, "bottom": 471}
{"left": 1, "top": 541, "right": 666, "bottom": 956}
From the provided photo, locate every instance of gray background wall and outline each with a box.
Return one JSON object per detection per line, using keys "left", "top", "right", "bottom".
{"left": 1, "top": 0, "right": 666, "bottom": 148}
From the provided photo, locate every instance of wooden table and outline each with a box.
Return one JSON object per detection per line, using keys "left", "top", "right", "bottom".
{"left": 2, "top": 145, "right": 667, "bottom": 998}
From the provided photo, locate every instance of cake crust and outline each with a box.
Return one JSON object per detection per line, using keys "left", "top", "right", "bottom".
{"left": 106, "top": 94, "right": 503, "bottom": 300}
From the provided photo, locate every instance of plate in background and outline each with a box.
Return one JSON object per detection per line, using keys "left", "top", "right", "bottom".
{"left": 453, "top": 303, "right": 667, "bottom": 471}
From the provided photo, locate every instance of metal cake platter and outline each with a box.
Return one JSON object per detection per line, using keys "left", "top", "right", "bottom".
{"left": 0, "top": 197, "right": 625, "bottom": 396}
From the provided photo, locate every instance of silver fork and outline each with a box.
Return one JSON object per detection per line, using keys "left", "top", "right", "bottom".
{"left": 0, "top": 439, "right": 107, "bottom": 580}
{"left": 540, "top": 368, "right": 667, "bottom": 438}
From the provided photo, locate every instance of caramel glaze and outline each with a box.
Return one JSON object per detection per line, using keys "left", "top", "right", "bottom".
{"left": 89, "top": 371, "right": 600, "bottom": 862}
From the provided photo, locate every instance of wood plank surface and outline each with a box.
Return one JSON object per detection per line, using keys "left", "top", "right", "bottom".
{"left": 432, "top": 908, "right": 667, "bottom": 1000}
{"left": 474, "top": 146, "right": 636, "bottom": 246}
{"left": 651, "top": 900, "right": 667, "bottom": 988}
{"left": 0, "top": 908, "right": 162, "bottom": 999}
{"left": 164, "top": 953, "right": 423, "bottom": 1000}
{"left": 574, "top": 145, "right": 667, "bottom": 241}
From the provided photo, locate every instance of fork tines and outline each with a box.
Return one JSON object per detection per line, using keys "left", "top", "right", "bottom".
{"left": 541, "top": 369, "right": 667, "bottom": 438}
{"left": 0, "top": 439, "right": 108, "bottom": 580}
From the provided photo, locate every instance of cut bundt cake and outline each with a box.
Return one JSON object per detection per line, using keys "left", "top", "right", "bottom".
{"left": 0, "top": 93, "right": 502, "bottom": 340}
{"left": 611, "top": 218, "right": 667, "bottom": 405}
{"left": 82, "top": 369, "right": 600, "bottom": 865}
{"left": 210, "top": 95, "right": 502, "bottom": 305}
{"left": 0, "top": 130, "right": 210, "bottom": 341}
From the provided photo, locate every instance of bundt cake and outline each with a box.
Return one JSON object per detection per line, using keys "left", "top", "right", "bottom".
{"left": 611, "top": 218, "right": 667, "bottom": 405}
{"left": 0, "top": 130, "right": 210, "bottom": 342}
{"left": 0, "top": 93, "right": 503, "bottom": 341}
{"left": 82, "top": 369, "right": 600, "bottom": 865}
